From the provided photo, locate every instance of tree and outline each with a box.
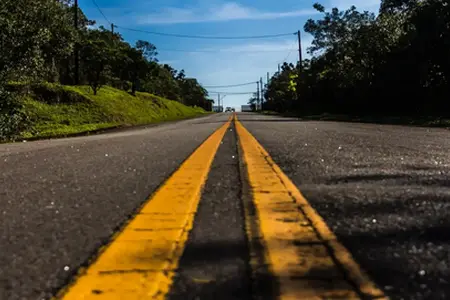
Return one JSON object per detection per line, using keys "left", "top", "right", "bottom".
{"left": 261, "top": 1, "right": 450, "bottom": 117}
{"left": 135, "top": 40, "right": 158, "bottom": 62}
{"left": 0, "top": 0, "right": 76, "bottom": 82}
{"left": 247, "top": 94, "right": 257, "bottom": 111}
{"left": 79, "top": 30, "right": 114, "bottom": 95}
{"left": 122, "top": 46, "right": 149, "bottom": 95}
{"left": 178, "top": 78, "right": 208, "bottom": 106}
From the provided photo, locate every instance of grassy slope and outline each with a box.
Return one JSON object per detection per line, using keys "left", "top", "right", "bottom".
{"left": 21, "top": 85, "right": 207, "bottom": 139}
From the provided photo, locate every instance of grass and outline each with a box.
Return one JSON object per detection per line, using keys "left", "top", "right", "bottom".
{"left": 18, "top": 84, "right": 208, "bottom": 140}
{"left": 260, "top": 111, "right": 450, "bottom": 128}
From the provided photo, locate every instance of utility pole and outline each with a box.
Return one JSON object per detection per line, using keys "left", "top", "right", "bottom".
{"left": 260, "top": 77, "right": 263, "bottom": 111}
{"left": 74, "top": 0, "right": 79, "bottom": 85}
{"left": 278, "top": 63, "right": 281, "bottom": 73}
{"left": 218, "top": 93, "right": 220, "bottom": 112}
{"left": 221, "top": 95, "right": 226, "bottom": 110}
{"left": 266, "top": 72, "right": 270, "bottom": 109}
{"left": 297, "top": 30, "right": 303, "bottom": 105}
{"left": 297, "top": 30, "right": 303, "bottom": 71}
{"left": 256, "top": 82, "right": 260, "bottom": 111}
{"left": 111, "top": 23, "right": 116, "bottom": 40}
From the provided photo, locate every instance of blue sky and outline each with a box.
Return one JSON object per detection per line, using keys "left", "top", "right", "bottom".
{"left": 80, "top": 0, "right": 381, "bottom": 110}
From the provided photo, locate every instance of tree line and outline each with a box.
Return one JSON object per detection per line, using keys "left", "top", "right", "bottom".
{"left": 259, "top": 0, "right": 450, "bottom": 118}
{"left": 0, "top": 0, "right": 213, "bottom": 114}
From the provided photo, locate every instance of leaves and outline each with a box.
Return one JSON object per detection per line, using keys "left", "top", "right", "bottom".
{"left": 262, "top": 1, "right": 450, "bottom": 117}
{"left": 0, "top": 0, "right": 211, "bottom": 111}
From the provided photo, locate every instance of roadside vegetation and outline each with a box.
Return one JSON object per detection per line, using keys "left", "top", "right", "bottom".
{"left": 0, "top": 0, "right": 213, "bottom": 142}
{"left": 14, "top": 84, "right": 206, "bottom": 139}
{"left": 250, "top": 0, "right": 450, "bottom": 126}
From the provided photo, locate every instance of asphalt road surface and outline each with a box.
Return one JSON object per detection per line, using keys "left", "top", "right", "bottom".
{"left": 168, "top": 120, "right": 251, "bottom": 300}
{"left": 239, "top": 113, "right": 450, "bottom": 300}
{"left": 1, "top": 112, "right": 449, "bottom": 300}
{"left": 0, "top": 114, "right": 229, "bottom": 300}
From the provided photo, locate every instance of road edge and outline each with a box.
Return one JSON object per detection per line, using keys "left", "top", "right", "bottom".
{"left": 258, "top": 111, "right": 450, "bottom": 130}
{"left": 5, "top": 113, "right": 215, "bottom": 144}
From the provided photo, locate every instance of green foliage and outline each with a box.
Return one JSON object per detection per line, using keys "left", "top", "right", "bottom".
{"left": 79, "top": 29, "right": 116, "bottom": 95}
{"left": 0, "top": 0, "right": 212, "bottom": 139}
{"left": 21, "top": 85, "right": 206, "bottom": 139}
{"left": 0, "top": 86, "right": 30, "bottom": 141}
{"left": 263, "top": 0, "right": 450, "bottom": 118}
{"left": 6, "top": 82, "right": 88, "bottom": 104}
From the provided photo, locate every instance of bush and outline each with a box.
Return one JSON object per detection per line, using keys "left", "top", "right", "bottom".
{"left": 5, "top": 82, "right": 88, "bottom": 104}
{"left": 0, "top": 87, "right": 30, "bottom": 141}
{"left": 30, "top": 83, "right": 88, "bottom": 104}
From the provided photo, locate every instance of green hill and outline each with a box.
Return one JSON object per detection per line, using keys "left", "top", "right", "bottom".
{"left": 6, "top": 83, "right": 208, "bottom": 140}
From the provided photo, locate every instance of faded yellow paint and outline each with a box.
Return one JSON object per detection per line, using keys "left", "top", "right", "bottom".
{"left": 56, "top": 115, "right": 232, "bottom": 300}
{"left": 235, "top": 117, "right": 387, "bottom": 300}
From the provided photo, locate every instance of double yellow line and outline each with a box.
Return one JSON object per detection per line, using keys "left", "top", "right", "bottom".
{"left": 55, "top": 114, "right": 386, "bottom": 300}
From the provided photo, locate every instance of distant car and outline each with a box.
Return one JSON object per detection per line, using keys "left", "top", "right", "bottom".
{"left": 225, "top": 107, "right": 232, "bottom": 112}
{"left": 241, "top": 105, "right": 252, "bottom": 112}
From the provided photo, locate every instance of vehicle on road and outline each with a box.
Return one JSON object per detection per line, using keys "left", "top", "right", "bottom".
{"left": 241, "top": 105, "right": 253, "bottom": 112}
{"left": 225, "top": 107, "right": 232, "bottom": 112}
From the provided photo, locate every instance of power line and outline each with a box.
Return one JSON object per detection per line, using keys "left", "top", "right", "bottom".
{"left": 91, "top": 0, "right": 111, "bottom": 24}
{"left": 89, "top": 2, "right": 295, "bottom": 40}
{"left": 86, "top": 3, "right": 295, "bottom": 57}
{"left": 203, "top": 82, "right": 257, "bottom": 88}
{"left": 278, "top": 47, "right": 296, "bottom": 64}
{"left": 157, "top": 48, "right": 294, "bottom": 54}
{"left": 207, "top": 91, "right": 255, "bottom": 95}
{"left": 116, "top": 25, "right": 295, "bottom": 40}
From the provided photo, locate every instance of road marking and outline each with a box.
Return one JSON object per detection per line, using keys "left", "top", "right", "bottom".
{"left": 235, "top": 116, "right": 387, "bottom": 300}
{"left": 55, "top": 115, "right": 232, "bottom": 300}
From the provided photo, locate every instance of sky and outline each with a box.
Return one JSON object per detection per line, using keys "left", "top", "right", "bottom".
{"left": 79, "top": 0, "right": 381, "bottom": 110}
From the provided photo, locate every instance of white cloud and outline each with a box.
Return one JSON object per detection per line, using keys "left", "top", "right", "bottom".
{"left": 135, "top": 2, "right": 319, "bottom": 25}
{"left": 168, "top": 36, "right": 314, "bottom": 110}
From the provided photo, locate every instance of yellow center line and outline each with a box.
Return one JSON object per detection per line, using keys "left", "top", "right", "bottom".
{"left": 235, "top": 115, "right": 387, "bottom": 300}
{"left": 55, "top": 115, "right": 233, "bottom": 300}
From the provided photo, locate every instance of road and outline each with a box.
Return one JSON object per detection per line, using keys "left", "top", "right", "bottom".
{"left": 0, "top": 112, "right": 449, "bottom": 300}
